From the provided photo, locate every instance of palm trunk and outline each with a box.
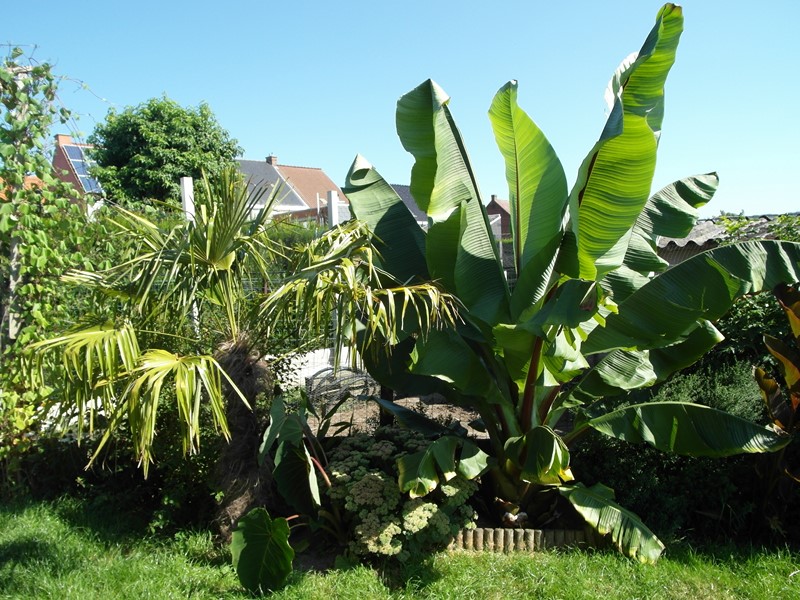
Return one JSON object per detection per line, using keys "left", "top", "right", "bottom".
{"left": 213, "top": 336, "right": 276, "bottom": 542}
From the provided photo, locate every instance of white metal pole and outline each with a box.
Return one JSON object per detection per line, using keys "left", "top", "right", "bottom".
{"left": 180, "top": 176, "right": 195, "bottom": 223}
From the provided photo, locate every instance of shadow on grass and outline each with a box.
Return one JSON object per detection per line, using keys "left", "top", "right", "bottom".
{"left": 49, "top": 495, "right": 153, "bottom": 544}
{"left": 0, "top": 537, "right": 60, "bottom": 567}
{"left": 383, "top": 556, "right": 443, "bottom": 593}
{"left": 0, "top": 537, "right": 79, "bottom": 592}
{"left": 663, "top": 540, "right": 800, "bottom": 565}
{"left": 288, "top": 542, "right": 444, "bottom": 594}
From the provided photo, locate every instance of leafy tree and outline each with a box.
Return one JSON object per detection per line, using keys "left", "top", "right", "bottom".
{"left": 264, "top": 4, "right": 800, "bottom": 562}
{"left": 88, "top": 97, "right": 242, "bottom": 209}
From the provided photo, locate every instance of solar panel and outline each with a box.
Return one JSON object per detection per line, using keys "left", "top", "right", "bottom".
{"left": 64, "top": 145, "right": 85, "bottom": 160}
{"left": 72, "top": 160, "right": 89, "bottom": 176}
{"left": 63, "top": 144, "right": 103, "bottom": 194}
{"left": 79, "top": 176, "right": 102, "bottom": 194}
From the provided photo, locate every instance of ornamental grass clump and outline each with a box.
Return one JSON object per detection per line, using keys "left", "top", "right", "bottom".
{"left": 327, "top": 427, "right": 478, "bottom": 562}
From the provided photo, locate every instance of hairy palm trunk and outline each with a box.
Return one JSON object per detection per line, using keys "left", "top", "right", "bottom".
{"left": 214, "top": 336, "right": 275, "bottom": 542}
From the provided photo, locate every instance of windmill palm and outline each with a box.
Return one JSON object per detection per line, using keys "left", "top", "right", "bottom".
{"left": 34, "top": 167, "right": 284, "bottom": 538}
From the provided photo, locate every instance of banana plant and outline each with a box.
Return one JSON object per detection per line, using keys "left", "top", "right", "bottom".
{"left": 335, "top": 4, "right": 800, "bottom": 562}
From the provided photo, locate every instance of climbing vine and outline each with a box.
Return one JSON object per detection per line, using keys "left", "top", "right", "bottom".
{"left": 0, "top": 47, "right": 106, "bottom": 489}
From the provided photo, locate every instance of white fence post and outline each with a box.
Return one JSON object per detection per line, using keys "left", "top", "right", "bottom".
{"left": 180, "top": 176, "right": 199, "bottom": 334}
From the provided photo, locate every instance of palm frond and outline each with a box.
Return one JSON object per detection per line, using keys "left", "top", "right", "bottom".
{"left": 99, "top": 349, "right": 238, "bottom": 474}
{"left": 261, "top": 220, "right": 462, "bottom": 365}
{"left": 30, "top": 319, "right": 140, "bottom": 440}
{"left": 63, "top": 167, "right": 282, "bottom": 337}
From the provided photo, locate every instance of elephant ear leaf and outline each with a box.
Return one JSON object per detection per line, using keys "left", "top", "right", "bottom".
{"left": 231, "top": 508, "right": 294, "bottom": 594}
{"left": 274, "top": 438, "right": 321, "bottom": 516}
{"left": 559, "top": 482, "right": 664, "bottom": 563}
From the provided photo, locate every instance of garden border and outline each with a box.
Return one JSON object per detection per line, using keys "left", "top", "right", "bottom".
{"left": 448, "top": 527, "right": 599, "bottom": 553}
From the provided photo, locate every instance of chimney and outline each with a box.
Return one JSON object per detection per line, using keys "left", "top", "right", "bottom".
{"left": 491, "top": 194, "right": 497, "bottom": 204}
{"left": 266, "top": 154, "right": 278, "bottom": 165}
{"left": 55, "top": 133, "right": 74, "bottom": 146}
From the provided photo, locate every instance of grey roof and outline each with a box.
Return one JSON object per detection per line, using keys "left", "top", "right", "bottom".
{"left": 657, "top": 213, "right": 799, "bottom": 250}
{"left": 657, "top": 219, "right": 728, "bottom": 249}
{"left": 237, "top": 159, "right": 307, "bottom": 211}
{"left": 390, "top": 184, "right": 427, "bottom": 222}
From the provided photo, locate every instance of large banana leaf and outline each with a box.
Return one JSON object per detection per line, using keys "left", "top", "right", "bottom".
{"left": 559, "top": 483, "right": 664, "bottom": 563}
{"left": 614, "top": 173, "right": 718, "bottom": 286}
{"left": 344, "top": 155, "right": 428, "bottom": 283}
{"left": 569, "top": 4, "right": 683, "bottom": 281}
{"left": 506, "top": 426, "right": 573, "bottom": 485}
{"left": 397, "top": 435, "right": 488, "bottom": 498}
{"left": 584, "top": 240, "right": 800, "bottom": 354}
{"left": 585, "top": 401, "right": 790, "bottom": 456}
{"left": 488, "top": 80, "right": 568, "bottom": 316}
{"left": 406, "top": 326, "right": 519, "bottom": 438}
{"left": 396, "top": 80, "right": 510, "bottom": 325}
{"left": 373, "top": 397, "right": 452, "bottom": 437}
{"left": 567, "top": 320, "right": 723, "bottom": 406}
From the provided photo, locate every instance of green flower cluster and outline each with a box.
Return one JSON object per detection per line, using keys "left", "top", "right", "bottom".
{"left": 326, "top": 427, "right": 478, "bottom": 561}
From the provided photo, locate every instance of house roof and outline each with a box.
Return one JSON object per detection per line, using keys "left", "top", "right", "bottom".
{"left": 657, "top": 213, "right": 799, "bottom": 250}
{"left": 658, "top": 219, "right": 728, "bottom": 250}
{"left": 487, "top": 196, "right": 510, "bottom": 214}
{"left": 237, "top": 158, "right": 347, "bottom": 215}
{"left": 277, "top": 164, "right": 348, "bottom": 211}
{"left": 0, "top": 175, "right": 44, "bottom": 200}
{"left": 52, "top": 134, "right": 103, "bottom": 195}
{"left": 237, "top": 159, "right": 304, "bottom": 210}
{"left": 390, "top": 184, "right": 427, "bottom": 222}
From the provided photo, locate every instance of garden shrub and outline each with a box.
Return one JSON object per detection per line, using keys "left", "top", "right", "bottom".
{"left": 649, "top": 362, "right": 767, "bottom": 423}
{"left": 325, "top": 426, "right": 478, "bottom": 562}
{"left": 16, "top": 381, "right": 224, "bottom": 534}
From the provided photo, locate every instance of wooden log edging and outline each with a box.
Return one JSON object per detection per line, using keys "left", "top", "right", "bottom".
{"left": 447, "top": 527, "right": 598, "bottom": 553}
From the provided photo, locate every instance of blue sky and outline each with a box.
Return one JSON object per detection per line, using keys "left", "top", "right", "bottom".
{"left": 5, "top": 1, "right": 798, "bottom": 218}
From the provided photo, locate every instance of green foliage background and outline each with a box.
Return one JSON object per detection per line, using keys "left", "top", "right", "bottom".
{"left": 88, "top": 96, "right": 242, "bottom": 209}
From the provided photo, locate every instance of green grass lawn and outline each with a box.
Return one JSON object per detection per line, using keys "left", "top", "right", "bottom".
{"left": 1, "top": 498, "right": 798, "bottom": 599}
